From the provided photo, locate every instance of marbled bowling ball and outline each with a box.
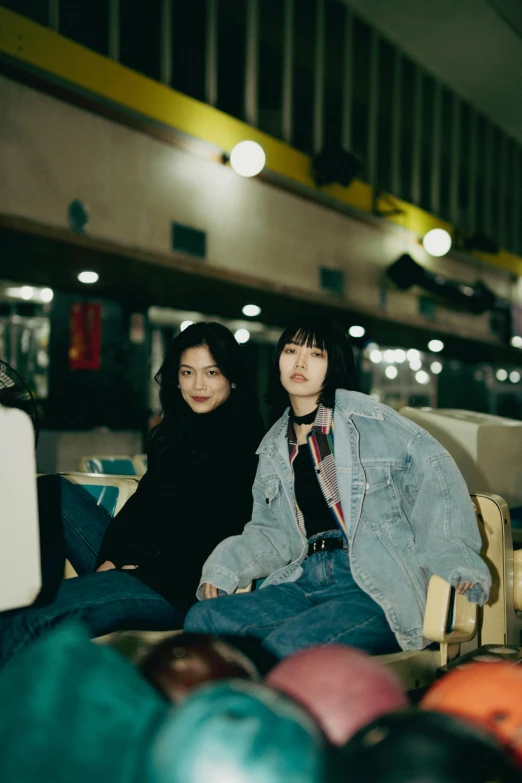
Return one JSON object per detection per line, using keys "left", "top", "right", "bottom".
{"left": 139, "top": 633, "right": 260, "bottom": 703}
{"left": 148, "top": 680, "right": 330, "bottom": 783}
{"left": 266, "top": 645, "right": 407, "bottom": 746}
{"left": 336, "top": 710, "right": 519, "bottom": 783}
{"left": 422, "top": 661, "right": 522, "bottom": 766}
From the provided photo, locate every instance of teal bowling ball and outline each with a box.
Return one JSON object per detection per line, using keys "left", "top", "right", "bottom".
{"left": 148, "top": 679, "right": 330, "bottom": 783}
{"left": 336, "top": 710, "right": 519, "bottom": 782}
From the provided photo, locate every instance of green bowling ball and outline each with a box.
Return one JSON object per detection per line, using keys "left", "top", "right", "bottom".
{"left": 336, "top": 710, "right": 519, "bottom": 782}
{"left": 148, "top": 679, "right": 330, "bottom": 783}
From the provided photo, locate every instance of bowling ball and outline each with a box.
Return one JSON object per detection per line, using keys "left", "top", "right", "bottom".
{"left": 148, "top": 679, "right": 330, "bottom": 783}
{"left": 422, "top": 661, "right": 522, "bottom": 766}
{"left": 266, "top": 645, "right": 407, "bottom": 745}
{"left": 336, "top": 710, "right": 519, "bottom": 782}
{"left": 139, "top": 633, "right": 261, "bottom": 703}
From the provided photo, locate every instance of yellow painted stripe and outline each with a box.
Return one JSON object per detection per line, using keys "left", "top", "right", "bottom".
{"left": 1, "top": 6, "right": 520, "bottom": 275}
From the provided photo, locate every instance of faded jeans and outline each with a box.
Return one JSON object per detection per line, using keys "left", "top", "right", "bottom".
{"left": 0, "top": 476, "right": 182, "bottom": 668}
{"left": 184, "top": 530, "right": 400, "bottom": 659}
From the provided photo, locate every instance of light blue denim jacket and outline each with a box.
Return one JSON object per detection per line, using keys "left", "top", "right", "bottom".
{"left": 198, "top": 390, "right": 491, "bottom": 650}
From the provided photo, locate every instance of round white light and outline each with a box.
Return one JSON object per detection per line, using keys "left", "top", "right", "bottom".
{"left": 509, "top": 371, "right": 521, "bottom": 383}
{"left": 370, "top": 350, "right": 382, "bottom": 364}
{"left": 21, "top": 286, "right": 34, "bottom": 300}
{"left": 422, "top": 228, "right": 452, "bottom": 257}
{"left": 78, "top": 271, "right": 99, "bottom": 284}
{"left": 385, "top": 365, "right": 398, "bottom": 379}
{"left": 407, "top": 349, "right": 420, "bottom": 362}
{"left": 242, "top": 304, "right": 261, "bottom": 317}
{"left": 394, "top": 349, "right": 407, "bottom": 363}
{"left": 430, "top": 361, "right": 443, "bottom": 374}
{"left": 235, "top": 328, "right": 250, "bottom": 344}
{"left": 383, "top": 350, "right": 396, "bottom": 363}
{"left": 229, "top": 141, "right": 266, "bottom": 178}
{"left": 409, "top": 358, "right": 422, "bottom": 371}
{"left": 510, "top": 336, "right": 522, "bottom": 348}
{"left": 496, "top": 369, "right": 508, "bottom": 381}
{"left": 41, "top": 288, "right": 54, "bottom": 302}
{"left": 348, "top": 325, "right": 365, "bottom": 338}
{"left": 180, "top": 320, "right": 194, "bottom": 331}
{"left": 428, "top": 339, "right": 444, "bottom": 353}
{"left": 415, "top": 370, "right": 430, "bottom": 385}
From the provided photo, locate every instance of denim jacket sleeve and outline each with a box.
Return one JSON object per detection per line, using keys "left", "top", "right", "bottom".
{"left": 407, "top": 435, "right": 491, "bottom": 605}
{"left": 196, "top": 472, "right": 294, "bottom": 600}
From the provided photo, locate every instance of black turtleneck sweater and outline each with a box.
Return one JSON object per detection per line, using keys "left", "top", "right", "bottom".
{"left": 96, "top": 400, "right": 263, "bottom": 610}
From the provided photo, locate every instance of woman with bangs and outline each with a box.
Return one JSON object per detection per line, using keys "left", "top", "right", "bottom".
{"left": 185, "top": 317, "right": 491, "bottom": 659}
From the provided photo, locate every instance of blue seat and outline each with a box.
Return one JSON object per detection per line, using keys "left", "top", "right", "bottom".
{"left": 82, "top": 484, "right": 120, "bottom": 517}
{"left": 78, "top": 456, "right": 137, "bottom": 476}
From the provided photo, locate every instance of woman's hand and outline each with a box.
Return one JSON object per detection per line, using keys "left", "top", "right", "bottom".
{"left": 120, "top": 565, "right": 139, "bottom": 570}
{"left": 456, "top": 581, "right": 475, "bottom": 595}
{"left": 96, "top": 560, "right": 116, "bottom": 572}
{"left": 202, "top": 583, "right": 219, "bottom": 599}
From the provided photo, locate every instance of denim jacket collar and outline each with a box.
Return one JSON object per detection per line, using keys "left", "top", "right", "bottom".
{"left": 257, "top": 390, "right": 384, "bottom": 456}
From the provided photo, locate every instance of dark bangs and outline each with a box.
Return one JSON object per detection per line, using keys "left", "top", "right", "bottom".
{"left": 267, "top": 317, "right": 356, "bottom": 419}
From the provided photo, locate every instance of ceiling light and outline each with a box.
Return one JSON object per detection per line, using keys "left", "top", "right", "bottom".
{"left": 78, "top": 271, "right": 99, "bottom": 284}
{"left": 235, "top": 328, "right": 250, "bottom": 344}
{"left": 394, "top": 349, "right": 406, "bottom": 363}
{"left": 496, "top": 369, "right": 508, "bottom": 381}
{"left": 180, "top": 320, "right": 194, "bottom": 331}
{"left": 510, "top": 336, "right": 522, "bottom": 348}
{"left": 415, "top": 370, "right": 430, "bottom": 385}
{"left": 509, "top": 371, "right": 521, "bottom": 383}
{"left": 428, "top": 339, "right": 444, "bottom": 353}
{"left": 229, "top": 141, "right": 266, "bottom": 178}
{"left": 383, "top": 350, "right": 396, "bottom": 363}
{"left": 242, "top": 304, "right": 261, "bottom": 317}
{"left": 422, "top": 228, "right": 452, "bottom": 257}
{"left": 430, "top": 361, "right": 443, "bottom": 374}
{"left": 385, "top": 365, "right": 398, "bottom": 379}
{"left": 21, "top": 286, "right": 34, "bottom": 300}
{"left": 41, "top": 288, "right": 54, "bottom": 302}
{"left": 407, "top": 349, "right": 420, "bottom": 362}
{"left": 348, "top": 325, "right": 365, "bottom": 338}
{"left": 370, "top": 350, "right": 382, "bottom": 364}
{"left": 409, "top": 359, "right": 422, "bottom": 371}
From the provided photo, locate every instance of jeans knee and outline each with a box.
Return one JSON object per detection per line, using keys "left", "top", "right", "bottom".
{"left": 184, "top": 601, "right": 215, "bottom": 633}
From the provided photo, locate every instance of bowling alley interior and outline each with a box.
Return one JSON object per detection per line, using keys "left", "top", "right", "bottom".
{"left": 2, "top": 0, "right": 522, "bottom": 780}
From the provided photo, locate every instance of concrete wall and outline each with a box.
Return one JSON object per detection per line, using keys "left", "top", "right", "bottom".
{"left": 1, "top": 74, "right": 517, "bottom": 341}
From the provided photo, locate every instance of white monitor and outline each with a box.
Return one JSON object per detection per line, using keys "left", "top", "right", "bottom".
{"left": 400, "top": 407, "right": 522, "bottom": 508}
{"left": 0, "top": 406, "right": 42, "bottom": 612}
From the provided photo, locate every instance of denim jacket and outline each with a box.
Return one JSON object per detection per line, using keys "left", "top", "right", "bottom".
{"left": 198, "top": 390, "right": 491, "bottom": 650}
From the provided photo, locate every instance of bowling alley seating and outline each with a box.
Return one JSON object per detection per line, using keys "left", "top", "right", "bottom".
{"left": 380, "top": 492, "right": 522, "bottom": 691}
{"left": 77, "top": 455, "right": 138, "bottom": 476}
{"left": 0, "top": 406, "right": 41, "bottom": 613}
{"left": 132, "top": 454, "right": 148, "bottom": 476}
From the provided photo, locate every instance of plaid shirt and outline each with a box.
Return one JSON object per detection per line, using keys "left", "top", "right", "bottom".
{"left": 287, "top": 404, "right": 346, "bottom": 539}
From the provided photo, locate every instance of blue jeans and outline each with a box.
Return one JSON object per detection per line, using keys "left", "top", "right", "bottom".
{"left": 184, "top": 531, "right": 400, "bottom": 659}
{"left": 0, "top": 476, "right": 182, "bottom": 668}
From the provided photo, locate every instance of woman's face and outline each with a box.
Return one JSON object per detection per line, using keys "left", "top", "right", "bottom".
{"left": 178, "top": 345, "right": 231, "bottom": 414}
{"left": 279, "top": 339, "right": 328, "bottom": 405}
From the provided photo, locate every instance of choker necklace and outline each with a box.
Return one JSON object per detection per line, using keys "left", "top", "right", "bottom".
{"left": 292, "top": 407, "right": 318, "bottom": 426}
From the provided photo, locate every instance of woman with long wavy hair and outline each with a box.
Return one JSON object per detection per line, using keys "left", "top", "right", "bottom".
{"left": 0, "top": 322, "right": 264, "bottom": 667}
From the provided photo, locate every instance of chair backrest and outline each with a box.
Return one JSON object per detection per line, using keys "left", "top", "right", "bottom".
{"left": 77, "top": 456, "right": 137, "bottom": 476}
{"left": 61, "top": 473, "right": 139, "bottom": 517}
{"left": 132, "top": 454, "right": 148, "bottom": 476}
{"left": 0, "top": 406, "right": 42, "bottom": 612}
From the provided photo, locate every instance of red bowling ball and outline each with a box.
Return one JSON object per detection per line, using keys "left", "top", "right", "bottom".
{"left": 422, "top": 661, "right": 522, "bottom": 766}
{"left": 139, "top": 633, "right": 261, "bottom": 704}
{"left": 266, "top": 645, "right": 407, "bottom": 746}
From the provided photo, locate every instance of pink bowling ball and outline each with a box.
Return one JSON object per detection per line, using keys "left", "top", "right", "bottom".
{"left": 266, "top": 645, "right": 407, "bottom": 746}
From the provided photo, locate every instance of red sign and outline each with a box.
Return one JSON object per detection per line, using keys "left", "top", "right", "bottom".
{"left": 69, "top": 303, "right": 101, "bottom": 370}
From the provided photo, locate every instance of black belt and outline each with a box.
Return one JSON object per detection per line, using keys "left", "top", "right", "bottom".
{"left": 307, "top": 536, "right": 345, "bottom": 557}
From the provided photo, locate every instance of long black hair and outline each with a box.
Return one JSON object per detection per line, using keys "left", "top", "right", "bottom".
{"left": 151, "top": 322, "right": 263, "bottom": 455}
{"left": 267, "top": 317, "right": 356, "bottom": 421}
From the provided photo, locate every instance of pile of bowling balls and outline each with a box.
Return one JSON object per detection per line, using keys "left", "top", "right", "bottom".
{"left": 138, "top": 634, "right": 522, "bottom": 782}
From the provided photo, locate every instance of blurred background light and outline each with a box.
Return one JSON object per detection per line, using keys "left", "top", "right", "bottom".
{"left": 242, "top": 304, "right": 261, "bottom": 317}
{"left": 78, "top": 271, "right": 99, "bottom": 284}
{"left": 415, "top": 370, "right": 430, "bottom": 384}
{"left": 428, "top": 339, "right": 444, "bottom": 352}
{"left": 496, "top": 369, "right": 508, "bottom": 381}
{"left": 430, "top": 361, "right": 443, "bottom": 374}
{"left": 370, "top": 350, "right": 382, "bottom": 364}
{"left": 422, "top": 228, "right": 452, "bottom": 257}
{"left": 180, "top": 320, "right": 194, "bottom": 331}
{"left": 385, "top": 365, "right": 398, "bottom": 379}
{"left": 235, "top": 328, "right": 250, "bottom": 344}
{"left": 348, "top": 325, "right": 365, "bottom": 338}
{"left": 509, "top": 371, "right": 521, "bottom": 383}
{"left": 229, "top": 141, "right": 266, "bottom": 177}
